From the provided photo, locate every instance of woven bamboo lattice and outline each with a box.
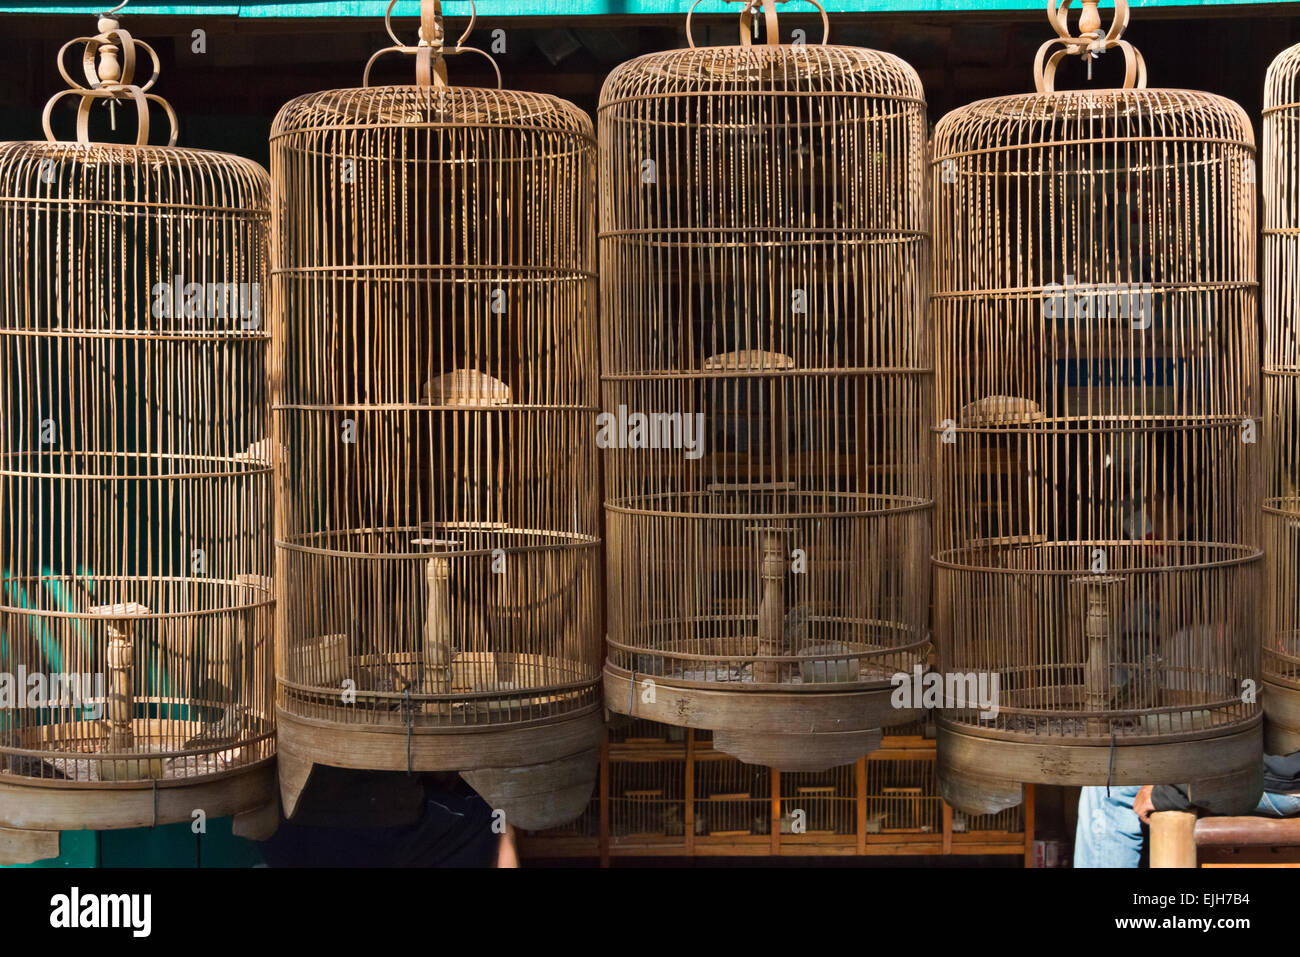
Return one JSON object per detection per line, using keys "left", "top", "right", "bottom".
{"left": 931, "top": 0, "right": 1263, "bottom": 814}
{"left": 0, "top": 9, "right": 277, "bottom": 863}
{"left": 599, "top": 0, "right": 931, "bottom": 771}
{"left": 270, "top": 0, "right": 602, "bottom": 828}
{"left": 1263, "top": 43, "right": 1300, "bottom": 756}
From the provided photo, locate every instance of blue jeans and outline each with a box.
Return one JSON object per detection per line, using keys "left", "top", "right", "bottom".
{"left": 1073, "top": 785, "right": 1300, "bottom": 868}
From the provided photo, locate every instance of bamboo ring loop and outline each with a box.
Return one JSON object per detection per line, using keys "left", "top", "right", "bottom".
{"left": 1034, "top": 35, "right": 1146, "bottom": 93}
{"left": 383, "top": 0, "right": 476, "bottom": 54}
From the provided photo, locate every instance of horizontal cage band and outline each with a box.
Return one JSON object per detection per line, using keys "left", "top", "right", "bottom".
{"left": 605, "top": 497, "right": 931, "bottom": 519}
{"left": 929, "top": 421, "right": 1262, "bottom": 438}
{"left": 934, "top": 543, "right": 1262, "bottom": 574}
{"left": 272, "top": 265, "right": 594, "bottom": 278}
{"left": 273, "top": 402, "right": 595, "bottom": 412}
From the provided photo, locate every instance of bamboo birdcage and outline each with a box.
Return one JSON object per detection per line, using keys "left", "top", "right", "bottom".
{"left": 931, "top": 0, "right": 1263, "bottom": 814}
{"left": 270, "top": 0, "right": 602, "bottom": 829}
{"left": 1263, "top": 44, "right": 1300, "bottom": 756}
{"left": 599, "top": 0, "right": 931, "bottom": 772}
{"left": 0, "top": 10, "right": 277, "bottom": 863}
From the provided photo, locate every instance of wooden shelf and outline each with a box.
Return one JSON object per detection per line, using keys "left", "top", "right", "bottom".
{"left": 518, "top": 724, "right": 1032, "bottom": 864}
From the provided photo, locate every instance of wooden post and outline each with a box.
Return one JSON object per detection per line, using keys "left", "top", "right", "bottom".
{"left": 755, "top": 532, "right": 787, "bottom": 683}
{"left": 684, "top": 731, "right": 696, "bottom": 854}
{"left": 1022, "top": 783, "right": 1035, "bottom": 868}
{"left": 770, "top": 768, "right": 781, "bottom": 854}
{"left": 1080, "top": 579, "right": 1118, "bottom": 736}
{"left": 942, "top": 800, "right": 953, "bottom": 855}
{"left": 106, "top": 627, "right": 134, "bottom": 753}
{"left": 90, "top": 603, "right": 150, "bottom": 753}
{"left": 235, "top": 573, "right": 272, "bottom": 699}
{"left": 855, "top": 757, "right": 867, "bottom": 855}
{"left": 1150, "top": 811, "right": 1198, "bottom": 868}
{"left": 411, "top": 537, "right": 457, "bottom": 700}
{"left": 598, "top": 729, "right": 610, "bottom": 868}
{"left": 423, "top": 554, "right": 452, "bottom": 693}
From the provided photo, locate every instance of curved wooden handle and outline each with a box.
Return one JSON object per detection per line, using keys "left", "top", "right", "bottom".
{"left": 368, "top": 0, "right": 496, "bottom": 89}
{"left": 1033, "top": 0, "right": 1146, "bottom": 93}
{"left": 42, "top": 18, "right": 178, "bottom": 146}
{"left": 1033, "top": 36, "right": 1146, "bottom": 93}
{"left": 686, "top": 0, "right": 830, "bottom": 50}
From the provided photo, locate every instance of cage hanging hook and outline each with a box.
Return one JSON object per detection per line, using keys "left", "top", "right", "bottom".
{"left": 1032, "top": 0, "right": 1147, "bottom": 94}
{"left": 364, "top": 0, "right": 501, "bottom": 90}
{"left": 685, "top": 0, "right": 829, "bottom": 50}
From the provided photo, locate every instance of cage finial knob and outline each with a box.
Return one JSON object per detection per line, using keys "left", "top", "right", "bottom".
{"left": 41, "top": 3, "right": 178, "bottom": 147}
{"left": 96, "top": 41, "right": 122, "bottom": 83}
{"left": 1033, "top": 0, "right": 1147, "bottom": 93}
{"left": 1077, "top": 0, "right": 1102, "bottom": 37}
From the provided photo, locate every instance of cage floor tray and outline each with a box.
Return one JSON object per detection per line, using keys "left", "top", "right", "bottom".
{"left": 3, "top": 716, "right": 266, "bottom": 783}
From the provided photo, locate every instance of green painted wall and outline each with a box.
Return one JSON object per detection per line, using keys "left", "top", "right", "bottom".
{"left": 0, "top": 0, "right": 1280, "bottom": 16}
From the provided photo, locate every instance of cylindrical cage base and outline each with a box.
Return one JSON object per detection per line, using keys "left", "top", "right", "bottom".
{"left": 275, "top": 706, "right": 603, "bottom": 829}
{"left": 604, "top": 666, "right": 916, "bottom": 771}
{"left": 1263, "top": 683, "right": 1300, "bottom": 754}
{"left": 0, "top": 760, "right": 276, "bottom": 865}
{"left": 936, "top": 718, "right": 1264, "bottom": 816}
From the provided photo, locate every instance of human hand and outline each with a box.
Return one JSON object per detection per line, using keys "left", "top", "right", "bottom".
{"left": 1133, "top": 785, "right": 1155, "bottom": 824}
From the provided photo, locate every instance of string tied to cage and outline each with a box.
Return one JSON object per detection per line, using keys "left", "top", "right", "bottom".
{"left": 364, "top": 0, "right": 501, "bottom": 89}
{"left": 42, "top": 1, "right": 178, "bottom": 147}
{"left": 1032, "top": 0, "right": 1147, "bottom": 93}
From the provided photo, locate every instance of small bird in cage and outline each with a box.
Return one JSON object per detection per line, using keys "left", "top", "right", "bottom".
{"left": 785, "top": 604, "right": 811, "bottom": 649}
{"left": 183, "top": 704, "right": 247, "bottom": 751}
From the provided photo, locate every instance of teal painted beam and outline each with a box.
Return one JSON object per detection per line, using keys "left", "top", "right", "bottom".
{"left": 3, "top": 819, "right": 265, "bottom": 868}
{"left": 0, "top": 1, "right": 1280, "bottom": 17}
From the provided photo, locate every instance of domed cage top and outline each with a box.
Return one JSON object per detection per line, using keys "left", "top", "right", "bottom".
{"left": 1263, "top": 42, "right": 1300, "bottom": 755}
{"left": 931, "top": 0, "right": 1262, "bottom": 814}
{"left": 600, "top": 0, "right": 931, "bottom": 771}
{"left": 271, "top": 0, "right": 603, "bottom": 827}
{"left": 0, "top": 10, "right": 276, "bottom": 861}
